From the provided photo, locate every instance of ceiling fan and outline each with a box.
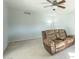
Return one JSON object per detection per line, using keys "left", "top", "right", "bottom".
{"left": 43, "top": 0, "right": 66, "bottom": 11}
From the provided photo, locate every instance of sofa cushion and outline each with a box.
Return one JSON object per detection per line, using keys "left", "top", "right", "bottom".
{"left": 55, "top": 29, "right": 67, "bottom": 40}
{"left": 54, "top": 40, "right": 66, "bottom": 52}
{"left": 46, "top": 30, "right": 57, "bottom": 40}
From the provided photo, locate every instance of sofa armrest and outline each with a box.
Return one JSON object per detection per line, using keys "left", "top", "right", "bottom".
{"left": 67, "top": 35, "right": 75, "bottom": 38}
{"left": 65, "top": 35, "right": 75, "bottom": 47}
{"left": 43, "top": 39, "right": 55, "bottom": 46}
{"left": 42, "top": 31, "right": 47, "bottom": 40}
{"left": 43, "top": 39, "right": 56, "bottom": 54}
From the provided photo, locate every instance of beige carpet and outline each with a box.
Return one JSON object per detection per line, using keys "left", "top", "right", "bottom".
{"left": 4, "top": 39, "right": 75, "bottom": 59}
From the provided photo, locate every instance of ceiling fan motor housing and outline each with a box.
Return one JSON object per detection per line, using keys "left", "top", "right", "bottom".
{"left": 53, "top": 1, "right": 58, "bottom": 6}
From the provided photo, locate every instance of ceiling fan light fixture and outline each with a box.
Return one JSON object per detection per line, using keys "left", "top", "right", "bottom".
{"left": 53, "top": 9, "right": 56, "bottom": 11}
{"left": 52, "top": 6, "right": 57, "bottom": 11}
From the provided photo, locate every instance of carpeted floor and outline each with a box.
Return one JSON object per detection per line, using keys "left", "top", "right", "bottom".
{"left": 4, "top": 39, "right": 75, "bottom": 59}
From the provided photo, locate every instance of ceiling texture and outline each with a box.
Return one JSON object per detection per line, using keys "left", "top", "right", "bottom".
{"left": 5, "top": 0, "right": 74, "bottom": 15}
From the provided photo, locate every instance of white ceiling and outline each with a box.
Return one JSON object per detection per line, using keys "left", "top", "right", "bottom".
{"left": 5, "top": 0, "right": 74, "bottom": 15}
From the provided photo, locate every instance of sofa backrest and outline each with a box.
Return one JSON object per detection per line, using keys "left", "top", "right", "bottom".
{"left": 44, "top": 29, "right": 67, "bottom": 40}
{"left": 55, "top": 29, "right": 67, "bottom": 40}
{"left": 46, "top": 30, "right": 56, "bottom": 40}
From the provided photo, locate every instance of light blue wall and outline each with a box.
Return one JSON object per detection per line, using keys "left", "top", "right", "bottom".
{"left": 8, "top": 7, "right": 75, "bottom": 42}
{"left": 3, "top": 1, "right": 8, "bottom": 51}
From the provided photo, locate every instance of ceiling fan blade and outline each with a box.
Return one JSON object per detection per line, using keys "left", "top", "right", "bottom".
{"left": 44, "top": 5, "right": 52, "bottom": 8}
{"left": 46, "top": 0, "right": 52, "bottom": 3}
{"left": 57, "top": 5, "right": 65, "bottom": 9}
{"left": 58, "top": 0, "right": 65, "bottom": 4}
